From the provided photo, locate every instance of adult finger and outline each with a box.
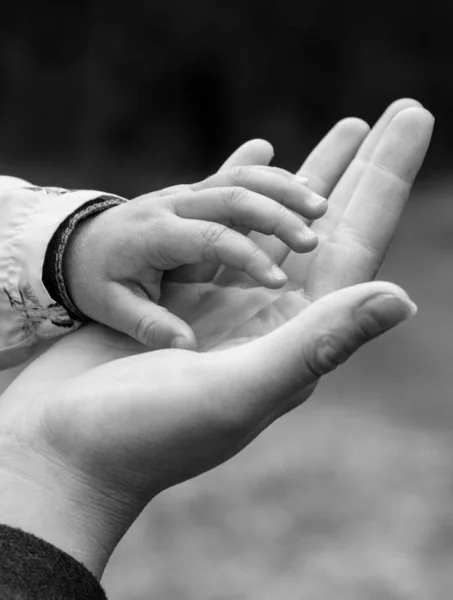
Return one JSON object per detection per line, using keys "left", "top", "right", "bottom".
{"left": 219, "top": 139, "right": 275, "bottom": 170}
{"left": 210, "top": 281, "right": 417, "bottom": 427}
{"left": 308, "top": 107, "right": 434, "bottom": 298}
{"left": 215, "top": 118, "right": 369, "bottom": 287}
{"left": 248, "top": 117, "right": 370, "bottom": 261}
{"left": 309, "top": 97, "right": 423, "bottom": 238}
{"left": 281, "top": 98, "right": 424, "bottom": 282}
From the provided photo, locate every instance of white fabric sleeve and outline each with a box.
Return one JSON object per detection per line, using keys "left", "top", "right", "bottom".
{"left": 0, "top": 180, "right": 125, "bottom": 370}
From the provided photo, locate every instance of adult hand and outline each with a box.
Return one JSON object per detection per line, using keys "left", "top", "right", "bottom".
{"left": 0, "top": 100, "right": 433, "bottom": 579}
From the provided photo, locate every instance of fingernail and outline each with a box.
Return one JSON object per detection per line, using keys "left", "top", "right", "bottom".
{"left": 302, "top": 228, "right": 318, "bottom": 243}
{"left": 270, "top": 265, "right": 288, "bottom": 282}
{"left": 171, "top": 336, "right": 193, "bottom": 350}
{"left": 308, "top": 194, "right": 328, "bottom": 211}
{"left": 296, "top": 175, "right": 309, "bottom": 185}
{"left": 355, "top": 293, "right": 418, "bottom": 336}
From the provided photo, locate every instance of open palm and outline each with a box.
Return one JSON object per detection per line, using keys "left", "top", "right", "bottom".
{"left": 0, "top": 99, "right": 432, "bottom": 577}
{"left": 162, "top": 98, "right": 430, "bottom": 350}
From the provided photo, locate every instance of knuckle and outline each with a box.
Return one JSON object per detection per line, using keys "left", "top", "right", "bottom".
{"left": 190, "top": 177, "right": 212, "bottom": 191}
{"left": 133, "top": 193, "right": 171, "bottom": 218}
{"left": 271, "top": 204, "right": 291, "bottom": 233}
{"left": 242, "top": 242, "right": 264, "bottom": 269}
{"left": 221, "top": 185, "right": 248, "bottom": 208}
{"left": 164, "top": 185, "right": 190, "bottom": 198}
{"left": 151, "top": 187, "right": 172, "bottom": 198}
{"left": 202, "top": 222, "right": 228, "bottom": 246}
{"left": 226, "top": 166, "right": 250, "bottom": 187}
{"left": 135, "top": 315, "right": 160, "bottom": 347}
{"left": 246, "top": 242, "right": 263, "bottom": 261}
{"left": 143, "top": 216, "right": 173, "bottom": 248}
{"left": 303, "top": 333, "right": 353, "bottom": 379}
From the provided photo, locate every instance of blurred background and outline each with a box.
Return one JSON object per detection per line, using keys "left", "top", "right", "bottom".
{"left": 1, "top": 1, "right": 453, "bottom": 598}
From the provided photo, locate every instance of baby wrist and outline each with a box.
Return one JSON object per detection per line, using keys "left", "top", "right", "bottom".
{"left": 43, "top": 195, "right": 127, "bottom": 320}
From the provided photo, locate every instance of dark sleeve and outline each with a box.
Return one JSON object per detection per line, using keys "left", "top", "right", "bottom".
{"left": 42, "top": 195, "right": 127, "bottom": 320}
{"left": 0, "top": 525, "right": 107, "bottom": 600}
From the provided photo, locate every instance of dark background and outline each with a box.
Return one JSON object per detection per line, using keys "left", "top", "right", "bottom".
{"left": 0, "top": 1, "right": 450, "bottom": 196}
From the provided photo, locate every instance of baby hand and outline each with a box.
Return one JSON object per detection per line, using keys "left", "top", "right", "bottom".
{"left": 64, "top": 166, "right": 327, "bottom": 350}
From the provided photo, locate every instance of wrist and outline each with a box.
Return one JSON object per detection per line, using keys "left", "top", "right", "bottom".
{"left": 63, "top": 211, "right": 100, "bottom": 318}
{"left": 0, "top": 440, "right": 118, "bottom": 579}
{"left": 43, "top": 195, "right": 128, "bottom": 321}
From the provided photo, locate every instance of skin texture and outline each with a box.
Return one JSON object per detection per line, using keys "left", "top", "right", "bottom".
{"left": 0, "top": 99, "right": 433, "bottom": 579}
{"left": 65, "top": 165, "right": 327, "bottom": 350}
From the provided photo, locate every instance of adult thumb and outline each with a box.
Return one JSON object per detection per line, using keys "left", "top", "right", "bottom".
{"left": 223, "top": 282, "right": 417, "bottom": 419}
{"left": 106, "top": 286, "right": 197, "bottom": 350}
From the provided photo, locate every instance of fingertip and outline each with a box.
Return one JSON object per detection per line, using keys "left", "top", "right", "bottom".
{"left": 171, "top": 335, "right": 197, "bottom": 351}
{"left": 245, "top": 138, "right": 275, "bottom": 159}
{"left": 232, "top": 139, "right": 275, "bottom": 166}
{"left": 138, "top": 316, "right": 197, "bottom": 351}
{"left": 386, "top": 97, "right": 423, "bottom": 114}
{"left": 304, "top": 233, "right": 319, "bottom": 251}
{"left": 389, "top": 105, "right": 434, "bottom": 128}
{"left": 335, "top": 116, "right": 370, "bottom": 136}
{"left": 368, "top": 281, "right": 418, "bottom": 318}
{"left": 270, "top": 264, "right": 288, "bottom": 282}
{"left": 259, "top": 264, "right": 288, "bottom": 289}
{"left": 307, "top": 195, "right": 329, "bottom": 218}
{"left": 220, "top": 138, "right": 275, "bottom": 171}
{"left": 292, "top": 227, "right": 319, "bottom": 253}
{"left": 169, "top": 322, "right": 198, "bottom": 351}
{"left": 407, "top": 299, "right": 418, "bottom": 317}
{"left": 355, "top": 293, "right": 417, "bottom": 338}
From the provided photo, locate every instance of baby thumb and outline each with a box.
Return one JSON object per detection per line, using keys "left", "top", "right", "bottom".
{"left": 107, "top": 286, "right": 197, "bottom": 350}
